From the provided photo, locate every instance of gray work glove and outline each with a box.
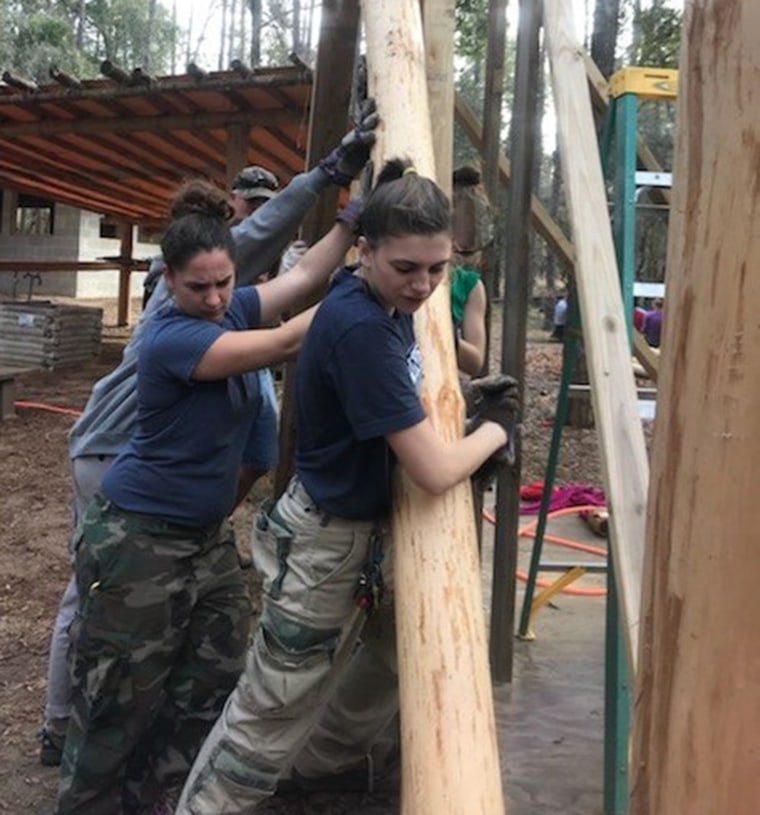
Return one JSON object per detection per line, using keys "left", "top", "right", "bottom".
{"left": 465, "top": 374, "right": 521, "bottom": 484}
{"left": 319, "top": 98, "right": 379, "bottom": 187}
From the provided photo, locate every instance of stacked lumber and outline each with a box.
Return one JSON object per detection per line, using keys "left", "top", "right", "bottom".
{"left": 0, "top": 302, "right": 102, "bottom": 369}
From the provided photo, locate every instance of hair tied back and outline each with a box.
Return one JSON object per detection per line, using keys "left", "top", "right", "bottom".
{"left": 403, "top": 166, "right": 418, "bottom": 176}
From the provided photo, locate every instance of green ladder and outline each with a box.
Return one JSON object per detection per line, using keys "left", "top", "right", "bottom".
{"left": 516, "top": 65, "right": 678, "bottom": 815}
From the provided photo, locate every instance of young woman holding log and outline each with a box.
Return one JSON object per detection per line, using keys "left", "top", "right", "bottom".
{"left": 176, "top": 158, "right": 518, "bottom": 815}
{"left": 55, "top": 180, "right": 361, "bottom": 815}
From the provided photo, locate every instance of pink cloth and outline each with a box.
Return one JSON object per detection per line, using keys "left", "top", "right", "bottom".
{"left": 520, "top": 483, "right": 606, "bottom": 514}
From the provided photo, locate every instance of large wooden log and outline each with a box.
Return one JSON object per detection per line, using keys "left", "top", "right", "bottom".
{"left": 361, "top": 2, "right": 506, "bottom": 814}
{"left": 543, "top": 0, "right": 649, "bottom": 672}
{"left": 630, "top": 2, "right": 760, "bottom": 812}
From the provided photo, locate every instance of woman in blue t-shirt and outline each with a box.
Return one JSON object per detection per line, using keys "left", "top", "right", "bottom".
{"left": 177, "top": 160, "right": 519, "bottom": 814}
{"left": 56, "top": 181, "right": 360, "bottom": 815}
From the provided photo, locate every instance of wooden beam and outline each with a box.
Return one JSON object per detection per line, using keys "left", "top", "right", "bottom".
{"left": 117, "top": 223, "right": 135, "bottom": 327}
{"left": 481, "top": 0, "right": 508, "bottom": 305}
{"left": 423, "top": 0, "right": 455, "bottom": 192}
{"left": 632, "top": 331, "right": 659, "bottom": 384}
{"left": 273, "top": 0, "right": 360, "bottom": 500}
{"left": 489, "top": 0, "right": 542, "bottom": 684}
{"left": 363, "top": 2, "right": 506, "bottom": 814}
{"left": 226, "top": 122, "right": 249, "bottom": 190}
{"left": 631, "top": 2, "right": 760, "bottom": 811}
{"left": 543, "top": 0, "right": 649, "bottom": 673}
{"left": 0, "top": 261, "right": 149, "bottom": 272}
{"left": 0, "top": 162, "right": 155, "bottom": 221}
{"left": 0, "top": 107, "right": 299, "bottom": 139}
{"left": 455, "top": 92, "right": 575, "bottom": 270}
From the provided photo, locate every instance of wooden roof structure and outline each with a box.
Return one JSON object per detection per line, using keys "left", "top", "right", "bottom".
{"left": 0, "top": 63, "right": 314, "bottom": 225}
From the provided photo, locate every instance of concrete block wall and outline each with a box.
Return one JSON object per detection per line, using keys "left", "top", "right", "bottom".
{"left": 0, "top": 197, "right": 81, "bottom": 298}
{"left": 0, "top": 191, "right": 159, "bottom": 300}
{"left": 75, "top": 211, "right": 156, "bottom": 299}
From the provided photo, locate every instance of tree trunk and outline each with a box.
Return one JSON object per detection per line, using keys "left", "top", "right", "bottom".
{"left": 631, "top": 2, "right": 760, "bottom": 812}
{"left": 145, "top": 0, "right": 157, "bottom": 69}
{"left": 248, "top": 0, "right": 262, "bottom": 66}
{"left": 292, "top": 0, "right": 301, "bottom": 54}
{"left": 362, "top": 2, "right": 506, "bottom": 814}
{"left": 76, "top": 0, "right": 87, "bottom": 50}
{"left": 590, "top": 0, "right": 620, "bottom": 79}
{"left": 219, "top": 0, "right": 228, "bottom": 70}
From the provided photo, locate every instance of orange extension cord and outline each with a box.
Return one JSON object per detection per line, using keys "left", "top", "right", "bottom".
{"left": 482, "top": 504, "right": 608, "bottom": 597}
{"left": 15, "top": 400, "right": 83, "bottom": 418}
{"left": 13, "top": 400, "right": 607, "bottom": 598}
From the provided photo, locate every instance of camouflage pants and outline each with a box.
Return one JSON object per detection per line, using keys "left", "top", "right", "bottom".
{"left": 56, "top": 496, "right": 251, "bottom": 815}
{"left": 176, "top": 476, "right": 398, "bottom": 815}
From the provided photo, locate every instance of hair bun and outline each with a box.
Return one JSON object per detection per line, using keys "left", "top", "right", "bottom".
{"left": 170, "top": 180, "right": 233, "bottom": 222}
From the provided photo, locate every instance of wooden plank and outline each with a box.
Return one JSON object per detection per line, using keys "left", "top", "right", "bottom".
{"left": 454, "top": 92, "right": 576, "bottom": 270}
{"left": 631, "top": 2, "right": 760, "bottom": 811}
{"left": 362, "top": 2, "right": 506, "bottom": 813}
{"left": 543, "top": 0, "right": 650, "bottom": 673}
{"left": 632, "top": 331, "right": 659, "bottom": 383}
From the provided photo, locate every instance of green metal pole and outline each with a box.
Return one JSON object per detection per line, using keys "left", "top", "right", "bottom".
{"left": 604, "top": 90, "right": 638, "bottom": 815}
{"left": 612, "top": 92, "right": 638, "bottom": 320}
{"left": 517, "top": 293, "right": 579, "bottom": 637}
{"left": 604, "top": 556, "right": 631, "bottom": 815}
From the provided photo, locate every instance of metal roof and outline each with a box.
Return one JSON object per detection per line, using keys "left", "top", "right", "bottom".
{"left": 0, "top": 64, "right": 314, "bottom": 225}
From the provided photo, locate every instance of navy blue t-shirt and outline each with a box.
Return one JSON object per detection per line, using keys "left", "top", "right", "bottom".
{"left": 296, "top": 269, "right": 426, "bottom": 520}
{"left": 103, "top": 287, "right": 262, "bottom": 527}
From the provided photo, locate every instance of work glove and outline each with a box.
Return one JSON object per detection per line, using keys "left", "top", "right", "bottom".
{"left": 319, "top": 98, "right": 379, "bottom": 187}
{"left": 465, "top": 374, "right": 521, "bottom": 486}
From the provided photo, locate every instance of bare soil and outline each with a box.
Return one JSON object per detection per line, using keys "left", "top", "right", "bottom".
{"left": 0, "top": 299, "right": 609, "bottom": 814}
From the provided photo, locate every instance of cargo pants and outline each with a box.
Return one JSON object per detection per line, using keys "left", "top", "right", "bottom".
{"left": 56, "top": 496, "right": 251, "bottom": 815}
{"left": 176, "top": 476, "right": 399, "bottom": 815}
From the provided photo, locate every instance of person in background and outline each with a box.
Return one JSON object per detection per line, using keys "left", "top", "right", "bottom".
{"left": 38, "top": 104, "right": 378, "bottom": 769}
{"left": 55, "top": 178, "right": 363, "bottom": 815}
{"left": 449, "top": 166, "right": 491, "bottom": 377}
{"left": 551, "top": 293, "right": 568, "bottom": 341}
{"left": 451, "top": 257, "right": 488, "bottom": 377}
{"left": 643, "top": 296, "right": 664, "bottom": 348}
{"left": 175, "top": 158, "right": 519, "bottom": 815}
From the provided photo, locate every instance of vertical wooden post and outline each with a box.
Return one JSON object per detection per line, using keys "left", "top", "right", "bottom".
{"left": 490, "top": 0, "right": 543, "bottom": 684}
{"left": 362, "top": 2, "right": 506, "bottom": 813}
{"left": 225, "top": 122, "right": 248, "bottom": 190}
{"left": 117, "top": 222, "right": 134, "bottom": 327}
{"left": 273, "top": 0, "right": 360, "bottom": 499}
{"left": 422, "top": 0, "right": 455, "bottom": 193}
{"left": 481, "top": 0, "right": 508, "bottom": 304}
{"left": 631, "top": 2, "right": 760, "bottom": 812}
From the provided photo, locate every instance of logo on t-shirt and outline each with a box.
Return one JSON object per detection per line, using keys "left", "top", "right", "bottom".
{"left": 406, "top": 343, "right": 423, "bottom": 394}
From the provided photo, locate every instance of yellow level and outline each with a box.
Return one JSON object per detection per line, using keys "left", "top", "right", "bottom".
{"left": 610, "top": 66, "right": 678, "bottom": 100}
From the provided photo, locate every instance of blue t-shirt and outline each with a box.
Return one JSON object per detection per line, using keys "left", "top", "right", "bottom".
{"left": 296, "top": 269, "right": 426, "bottom": 520}
{"left": 103, "top": 287, "right": 262, "bottom": 527}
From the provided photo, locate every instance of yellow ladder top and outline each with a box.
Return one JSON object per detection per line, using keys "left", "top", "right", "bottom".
{"left": 610, "top": 66, "right": 678, "bottom": 100}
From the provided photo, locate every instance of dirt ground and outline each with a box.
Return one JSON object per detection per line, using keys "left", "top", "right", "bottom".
{"left": 0, "top": 298, "right": 609, "bottom": 814}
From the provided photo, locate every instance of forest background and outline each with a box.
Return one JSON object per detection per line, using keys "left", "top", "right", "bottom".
{"left": 0, "top": 0, "right": 683, "bottom": 292}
